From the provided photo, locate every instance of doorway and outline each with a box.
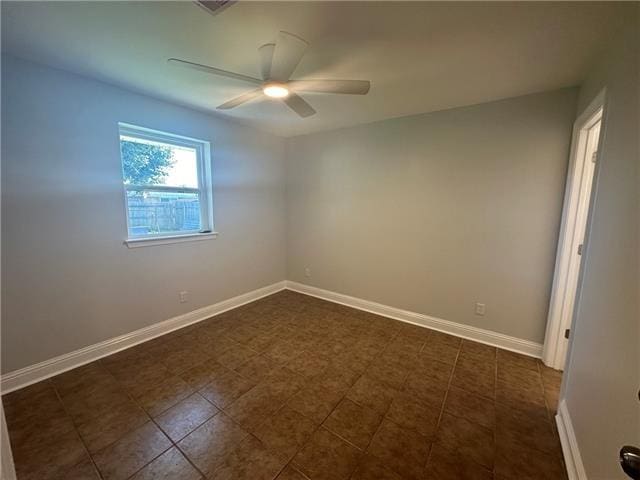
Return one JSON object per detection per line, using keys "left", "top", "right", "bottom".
{"left": 542, "top": 90, "right": 606, "bottom": 371}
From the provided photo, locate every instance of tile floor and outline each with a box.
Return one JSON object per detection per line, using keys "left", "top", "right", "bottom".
{"left": 3, "top": 290, "right": 566, "bottom": 480}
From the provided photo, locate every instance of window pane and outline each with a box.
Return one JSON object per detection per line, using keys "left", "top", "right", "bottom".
{"left": 126, "top": 190, "right": 202, "bottom": 236}
{"left": 120, "top": 135, "right": 199, "bottom": 188}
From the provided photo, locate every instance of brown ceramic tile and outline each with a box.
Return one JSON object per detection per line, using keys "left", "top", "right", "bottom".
{"left": 178, "top": 413, "right": 249, "bottom": 477}
{"left": 227, "top": 324, "right": 261, "bottom": 344}
{"left": 115, "top": 362, "right": 171, "bottom": 398}
{"left": 436, "top": 413, "right": 494, "bottom": 470}
{"left": 265, "top": 366, "right": 308, "bottom": 395}
{"left": 350, "top": 454, "right": 404, "bottom": 480}
{"left": 51, "top": 362, "right": 115, "bottom": 397}
{"left": 363, "top": 359, "right": 408, "bottom": 389}
{"left": 276, "top": 465, "right": 309, "bottom": 480}
{"left": 225, "top": 368, "right": 303, "bottom": 431}
{"left": 451, "top": 358, "right": 496, "bottom": 398}
{"left": 287, "top": 351, "right": 331, "bottom": 379}
{"left": 495, "top": 380, "right": 547, "bottom": 416}
{"left": 366, "top": 419, "right": 430, "bottom": 480}
{"left": 102, "top": 352, "right": 170, "bottom": 397}
{"left": 331, "top": 348, "right": 372, "bottom": 376}
{"left": 77, "top": 399, "right": 149, "bottom": 453}
{"left": 253, "top": 405, "right": 318, "bottom": 461}
{"left": 129, "top": 447, "right": 203, "bottom": 480}
{"left": 322, "top": 364, "right": 362, "bottom": 387}
{"left": 540, "top": 364, "right": 563, "bottom": 390}
{"left": 287, "top": 372, "right": 350, "bottom": 424}
{"left": 65, "top": 458, "right": 102, "bottom": 480}
{"left": 92, "top": 421, "right": 171, "bottom": 480}
{"left": 495, "top": 402, "right": 558, "bottom": 454}
{"left": 2, "top": 379, "right": 52, "bottom": 407}
{"left": 4, "top": 294, "right": 566, "bottom": 480}
{"left": 346, "top": 375, "right": 398, "bottom": 415}
{"left": 444, "top": 386, "right": 495, "bottom": 430}
{"left": 424, "top": 443, "right": 494, "bottom": 480}
{"left": 293, "top": 427, "right": 362, "bottom": 480}
{"left": 429, "top": 330, "right": 462, "bottom": 348}
{"left": 410, "top": 356, "right": 454, "bottom": 383}
{"left": 163, "top": 344, "right": 211, "bottom": 375}
{"left": 456, "top": 353, "right": 496, "bottom": 379}
{"left": 135, "top": 374, "right": 195, "bottom": 417}
{"left": 497, "top": 362, "right": 543, "bottom": 392}
{"left": 385, "top": 392, "right": 441, "bottom": 439}
{"left": 234, "top": 354, "right": 279, "bottom": 380}
{"left": 155, "top": 393, "right": 219, "bottom": 442}
{"left": 6, "top": 386, "right": 76, "bottom": 453}
{"left": 497, "top": 350, "right": 539, "bottom": 372}
{"left": 460, "top": 340, "right": 497, "bottom": 362}
{"left": 545, "top": 386, "right": 560, "bottom": 414}
{"left": 323, "top": 398, "right": 382, "bottom": 450}
{"left": 13, "top": 428, "right": 89, "bottom": 480}
{"left": 209, "top": 434, "right": 287, "bottom": 480}
{"left": 59, "top": 379, "right": 131, "bottom": 424}
{"left": 198, "top": 367, "right": 256, "bottom": 408}
{"left": 215, "top": 343, "right": 259, "bottom": 370}
{"left": 224, "top": 379, "right": 296, "bottom": 431}
{"left": 180, "top": 360, "right": 225, "bottom": 391}
{"left": 495, "top": 437, "right": 567, "bottom": 480}
{"left": 380, "top": 336, "right": 424, "bottom": 368}
{"left": 421, "top": 341, "right": 459, "bottom": 365}
{"left": 244, "top": 332, "right": 280, "bottom": 353}
{"left": 403, "top": 370, "right": 448, "bottom": 406}
{"left": 265, "top": 340, "right": 307, "bottom": 365}
{"left": 199, "top": 335, "right": 237, "bottom": 359}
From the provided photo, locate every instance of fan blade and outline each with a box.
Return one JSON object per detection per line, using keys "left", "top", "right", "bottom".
{"left": 217, "top": 89, "right": 263, "bottom": 110}
{"left": 288, "top": 79, "right": 371, "bottom": 95}
{"left": 258, "top": 43, "right": 275, "bottom": 81}
{"left": 269, "top": 31, "right": 308, "bottom": 81}
{"left": 168, "top": 58, "right": 261, "bottom": 85}
{"left": 283, "top": 93, "right": 316, "bottom": 118}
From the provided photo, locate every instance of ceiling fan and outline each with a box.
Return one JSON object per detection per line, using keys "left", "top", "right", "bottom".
{"left": 168, "top": 31, "right": 371, "bottom": 118}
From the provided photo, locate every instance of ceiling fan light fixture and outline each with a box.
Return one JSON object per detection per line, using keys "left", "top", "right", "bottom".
{"left": 263, "top": 83, "right": 289, "bottom": 98}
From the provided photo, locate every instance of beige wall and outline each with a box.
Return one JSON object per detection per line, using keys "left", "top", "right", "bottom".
{"left": 286, "top": 89, "right": 578, "bottom": 344}
{"left": 561, "top": 9, "right": 639, "bottom": 478}
{"left": 1, "top": 56, "right": 287, "bottom": 373}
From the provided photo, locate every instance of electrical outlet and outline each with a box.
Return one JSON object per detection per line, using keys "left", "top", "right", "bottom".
{"left": 179, "top": 291, "right": 188, "bottom": 303}
{"left": 304, "top": 267, "right": 311, "bottom": 278}
{"left": 475, "top": 303, "right": 485, "bottom": 316}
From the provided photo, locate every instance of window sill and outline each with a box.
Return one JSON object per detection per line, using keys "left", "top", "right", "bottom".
{"left": 124, "top": 232, "right": 219, "bottom": 249}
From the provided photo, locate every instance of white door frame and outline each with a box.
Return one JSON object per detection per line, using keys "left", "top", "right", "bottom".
{"left": 542, "top": 89, "right": 607, "bottom": 370}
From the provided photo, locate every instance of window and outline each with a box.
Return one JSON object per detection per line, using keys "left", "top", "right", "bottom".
{"left": 119, "top": 123, "right": 214, "bottom": 245}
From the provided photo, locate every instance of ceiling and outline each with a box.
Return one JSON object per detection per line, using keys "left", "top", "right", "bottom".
{"left": 1, "top": 2, "right": 629, "bottom": 137}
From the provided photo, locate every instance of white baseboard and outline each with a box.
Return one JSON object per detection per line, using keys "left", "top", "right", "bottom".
{"left": 2, "top": 279, "right": 545, "bottom": 394}
{"left": 556, "top": 400, "right": 587, "bottom": 480}
{"left": 286, "top": 281, "right": 543, "bottom": 358}
{"left": 1, "top": 281, "right": 287, "bottom": 394}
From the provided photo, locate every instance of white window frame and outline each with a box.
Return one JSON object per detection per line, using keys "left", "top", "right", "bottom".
{"left": 118, "top": 123, "right": 217, "bottom": 248}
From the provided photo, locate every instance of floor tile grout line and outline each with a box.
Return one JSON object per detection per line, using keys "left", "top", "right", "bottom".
{"left": 94, "top": 359, "right": 207, "bottom": 480}
{"left": 50, "top": 383, "right": 106, "bottom": 480}
{"left": 101, "top": 365, "right": 181, "bottom": 480}
{"left": 537, "top": 359, "right": 567, "bottom": 467}
{"left": 128, "top": 381, "right": 212, "bottom": 479}
{"left": 7, "top": 293, "right": 564, "bottom": 480}
{"left": 285, "top": 326, "right": 397, "bottom": 479}
{"left": 424, "top": 337, "right": 463, "bottom": 473}
{"left": 494, "top": 354, "right": 568, "bottom": 469}
{"left": 349, "top": 328, "right": 439, "bottom": 476}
